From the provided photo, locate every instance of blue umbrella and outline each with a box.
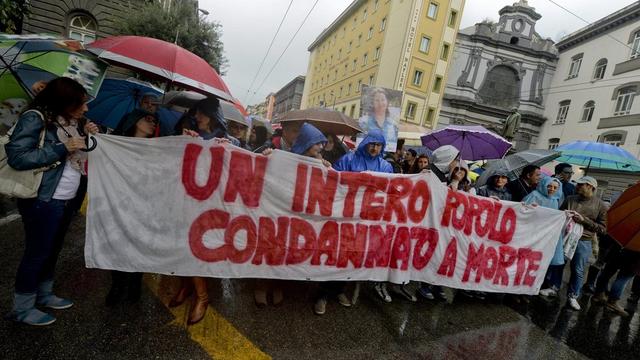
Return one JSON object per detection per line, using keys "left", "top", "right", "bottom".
{"left": 555, "top": 141, "right": 640, "bottom": 173}
{"left": 157, "top": 106, "right": 184, "bottom": 136}
{"left": 86, "top": 77, "right": 163, "bottom": 128}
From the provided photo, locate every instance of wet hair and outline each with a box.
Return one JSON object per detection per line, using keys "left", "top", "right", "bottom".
{"left": 410, "top": 154, "right": 430, "bottom": 174}
{"left": 28, "top": 77, "right": 87, "bottom": 124}
{"left": 521, "top": 164, "right": 540, "bottom": 179}
{"left": 407, "top": 149, "right": 417, "bottom": 157}
{"left": 554, "top": 163, "right": 572, "bottom": 175}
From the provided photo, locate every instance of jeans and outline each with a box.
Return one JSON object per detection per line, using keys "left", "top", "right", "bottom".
{"left": 595, "top": 259, "right": 635, "bottom": 300}
{"left": 543, "top": 264, "right": 565, "bottom": 290}
{"left": 15, "top": 198, "right": 73, "bottom": 294}
{"left": 568, "top": 239, "right": 592, "bottom": 299}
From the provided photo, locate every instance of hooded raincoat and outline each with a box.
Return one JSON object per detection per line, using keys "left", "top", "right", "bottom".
{"left": 523, "top": 176, "right": 565, "bottom": 265}
{"left": 291, "top": 123, "right": 327, "bottom": 156}
{"left": 476, "top": 170, "right": 512, "bottom": 201}
{"left": 333, "top": 129, "right": 393, "bottom": 173}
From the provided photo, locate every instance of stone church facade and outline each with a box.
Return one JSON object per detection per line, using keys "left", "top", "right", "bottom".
{"left": 439, "top": 0, "right": 558, "bottom": 151}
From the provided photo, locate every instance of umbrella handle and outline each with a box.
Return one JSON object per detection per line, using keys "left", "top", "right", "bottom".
{"left": 81, "top": 136, "right": 97, "bottom": 152}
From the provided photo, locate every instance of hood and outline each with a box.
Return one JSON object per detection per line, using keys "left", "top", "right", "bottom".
{"left": 432, "top": 145, "right": 460, "bottom": 173}
{"left": 195, "top": 97, "right": 227, "bottom": 132}
{"left": 114, "top": 108, "right": 156, "bottom": 136}
{"left": 536, "top": 176, "right": 563, "bottom": 201}
{"left": 292, "top": 122, "right": 327, "bottom": 155}
{"left": 356, "top": 129, "right": 386, "bottom": 160}
{"left": 487, "top": 169, "right": 510, "bottom": 189}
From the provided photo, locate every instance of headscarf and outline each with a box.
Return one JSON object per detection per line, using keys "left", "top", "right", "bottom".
{"left": 523, "top": 176, "right": 563, "bottom": 209}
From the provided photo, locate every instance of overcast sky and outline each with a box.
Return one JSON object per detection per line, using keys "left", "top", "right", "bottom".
{"left": 200, "top": 0, "right": 637, "bottom": 106}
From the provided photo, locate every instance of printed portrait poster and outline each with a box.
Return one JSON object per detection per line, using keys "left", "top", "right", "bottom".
{"left": 357, "top": 85, "right": 401, "bottom": 152}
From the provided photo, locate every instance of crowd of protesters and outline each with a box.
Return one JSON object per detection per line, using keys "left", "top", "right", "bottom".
{"left": 3, "top": 77, "right": 639, "bottom": 326}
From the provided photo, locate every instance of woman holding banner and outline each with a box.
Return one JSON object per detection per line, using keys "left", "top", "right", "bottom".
{"left": 523, "top": 177, "right": 565, "bottom": 298}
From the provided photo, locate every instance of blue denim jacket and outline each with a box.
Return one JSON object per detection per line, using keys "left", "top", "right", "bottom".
{"left": 5, "top": 110, "right": 68, "bottom": 201}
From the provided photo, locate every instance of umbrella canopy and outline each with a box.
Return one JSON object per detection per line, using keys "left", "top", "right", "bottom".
{"left": 86, "top": 78, "right": 163, "bottom": 129}
{"left": 274, "top": 108, "right": 362, "bottom": 136}
{"left": 608, "top": 183, "right": 640, "bottom": 251}
{"left": 220, "top": 101, "right": 250, "bottom": 127}
{"left": 0, "top": 34, "right": 108, "bottom": 131}
{"left": 476, "top": 149, "right": 560, "bottom": 187}
{"left": 163, "top": 90, "right": 206, "bottom": 109}
{"left": 421, "top": 125, "right": 512, "bottom": 161}
{"left": 555, "top": 141, "right": 640, "bottom": 172}
{"left": 87, "top": 36, "right": 233, "bottom": 101}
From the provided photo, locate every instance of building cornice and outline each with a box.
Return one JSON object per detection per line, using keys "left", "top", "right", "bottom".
{"left": 498, "top": 4, "right": 541, "bottom": 21}
{"left": 460, "top": 32, "right": 558, "bottom": 61}
{"left": 275, "top": 75, "right": 305, "bottom": 97}
{"left": 556, "top": 2, "right": 640, "bottom": 52}
{"left": 443, "top": 94, "right": 548, "bottom": 127}
{"left": 308, "top": 0, "right": 366, "bottom": 51}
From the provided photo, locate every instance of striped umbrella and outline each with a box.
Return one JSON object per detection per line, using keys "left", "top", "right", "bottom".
{"left": 555, "top": 141, "right": 640, "bottom": 173}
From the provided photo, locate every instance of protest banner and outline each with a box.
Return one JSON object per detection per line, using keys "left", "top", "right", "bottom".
{"left": 86, "top": 134, "right": 566, "bottom": 294}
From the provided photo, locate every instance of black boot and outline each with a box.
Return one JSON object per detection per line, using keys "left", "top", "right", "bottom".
{"left": 126, "top": 272, "right": 143, "bottom": 303}
{"left": 106, "top": 271, "right": 127, "bottom": 307}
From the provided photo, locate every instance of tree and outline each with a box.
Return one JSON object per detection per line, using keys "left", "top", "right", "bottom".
{"left": 115, "top": 1, "right": 227, "bottom": 74}
{"left": 0, "top": 0, "right": 30, "bottom": 33}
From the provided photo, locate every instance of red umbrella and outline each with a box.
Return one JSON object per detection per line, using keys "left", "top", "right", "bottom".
{"left": 608, "top": 183, "right": 640, "bottom": 251}
{"left": 87, "top": 36, "right": 233, "bottom": 102}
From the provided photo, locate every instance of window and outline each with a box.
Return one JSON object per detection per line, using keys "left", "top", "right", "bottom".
{"left": 338, "top": 49, "right": 342, "bottom": 60}
{"left": 380, "top": 17, "right": 387, "bottom": 31}
{"left": 339, "top": 86, "right": 343, "bottom": 97}
{"left": 555, "top": 100, "right": 571, "bottom": 124}
{"left": 357, "top": 79, "right": 362, "bottom": 92}
{"left": 348, "top": 41, "right": 352, "bottom": 52}
{"left": 363, "top": 53, "right": 368, "bottom": 65}
{"left": 374, "top": 46, "right": 380, "bottom": 60}
{"left": 68, "top": 14, "right": 97, "bottom": 44}
{"left": 374, "top": 0, "right": 379, "bottom": 11}
{"left": 427, "top": 2, "right": 438, "bottom": 19}
{"left": 548, "top": 138, "right": 560, "bottom": 150}
{"left": 632, "top": 32, "right": 640, "bottom": 59}
{"left": 419, "top": 36, "right": 431, "bottom": 53}
{"left": 568, "top": 54, "right": 583, "bottom": 79}
{"left": 348, "top": 83, "right": 352, "bottom": 94}
{"left": 369, "top": 74, "right": 375, "bottom": 86}
{"left": 334, "top": 70, "right": 338, "bottom": 80}
{"left": 593, "top": 59, "right": 607, "bottom": 80}
{"left": 368, "top": 27, "right": 374, "bottom": 40}
{"left": 352, "top": 59, "right": 357, "bottom": 71}
{"left": 448, "top": 10, "right": 458, "bottom": 27}
{"left": 614, "top": 87, "right": 635, "bottom": 116}
{"left": 441, "top": 43, "right": 450, "bottom": 61}
{"left": 358, "top": 34, "right": 363, "bottom": 46}
{"left": 581, "top": 101, "right": 595, "bottom": 122}
{"left": 363, "top": 9, "right": 367, "bottom": 21}
{"left": 330, "top": 55, "right": 333, "bottom": 65}
{"left": 412, "top": 70, "right": 423, "bottom": 86}
{"left": 478, "top": 65, "right": 520, "bottom": 108}
{"left": 344, "top": 64, "right": 348, "bottom": 76}
{"left": 350, "top": 105, "right": 356, "bottom": 117}
{"left": 433, "top": 76, "right": 442, "bottom": 93}
{"left": 601, "top": 133, "right": 624, "bottom": 146}
{"left": 342, "top": 106, "right": 346, "bottom": 113}
{"left": 353, "top": 17, "right": 357, "bottom": 29}
{"left": 406, "top": 102, "right": 417, "bottom": 119}
{"left": 425, "top": 107, "right": 435, "bottom": 125}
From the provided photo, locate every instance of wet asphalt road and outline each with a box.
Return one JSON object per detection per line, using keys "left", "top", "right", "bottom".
{"left": 1, "top": 214, "right": 638, "bottom": 359}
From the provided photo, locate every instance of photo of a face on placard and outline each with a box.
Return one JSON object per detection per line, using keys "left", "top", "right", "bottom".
{"left": 358, "top": 85, "right": 401, "bottom": 152}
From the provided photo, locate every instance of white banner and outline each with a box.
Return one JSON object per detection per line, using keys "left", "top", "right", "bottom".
{"left": 86, "top": 134, "right": 566, "bottom": 294}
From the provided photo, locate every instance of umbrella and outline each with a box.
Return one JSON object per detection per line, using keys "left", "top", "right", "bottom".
{"left": 475, "top": 149, "right": 560, "bottom": 187}
{"left": 421, "top": 125, "right": 512, "bottom": 161}
{"left": 85, "top": 78, "right": 163, "bottom": 129}
{"left": 157, "top": 106, "right": 184, "bottom": 136}
{"left": 220, "top": 101, "right": 250, "bottom": 127}
{"left": 163, "top": 90, "right": 206, "bottom": 110}
{"left": 608, "top": 182, "right": 640, "bottom": 251}
{"left": 555, "top": 141, "right": 640, "bottom": 173}
{"left": 274, "top": 108, "right": 362, "bottom": 136}
{"left": 0, "top": 34, "right": 108, "bottom": 131}
{"left": 87, "top": 36, "right": 233, "bottom": 101}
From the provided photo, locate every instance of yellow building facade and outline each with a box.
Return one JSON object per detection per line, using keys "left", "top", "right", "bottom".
{"left": 301, "top": 0, "right": 464, "bottom": 141}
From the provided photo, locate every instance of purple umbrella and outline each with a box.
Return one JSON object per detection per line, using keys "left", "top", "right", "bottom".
{"left": 421, "top": 125, "right": 512, "bottom": 160}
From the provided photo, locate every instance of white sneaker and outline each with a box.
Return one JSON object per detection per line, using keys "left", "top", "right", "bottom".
{"left": 374, "top": 283, "right": 392, "bottom": 303}
{"left": 568, "top": 297, "right": 581, "bottom": 311}
{"left": 539, "top": 288, "right": 557, "bottom": 298}
{"left": 314, "top": 298, "right": 327, "bottom": 315}
{"left": 337, "top": 293, "right": 351, "bottom": 307}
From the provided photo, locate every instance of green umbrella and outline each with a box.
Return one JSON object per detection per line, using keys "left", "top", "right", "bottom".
{"left": 0, "top": 34, "right": 108, "bottom": 133}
